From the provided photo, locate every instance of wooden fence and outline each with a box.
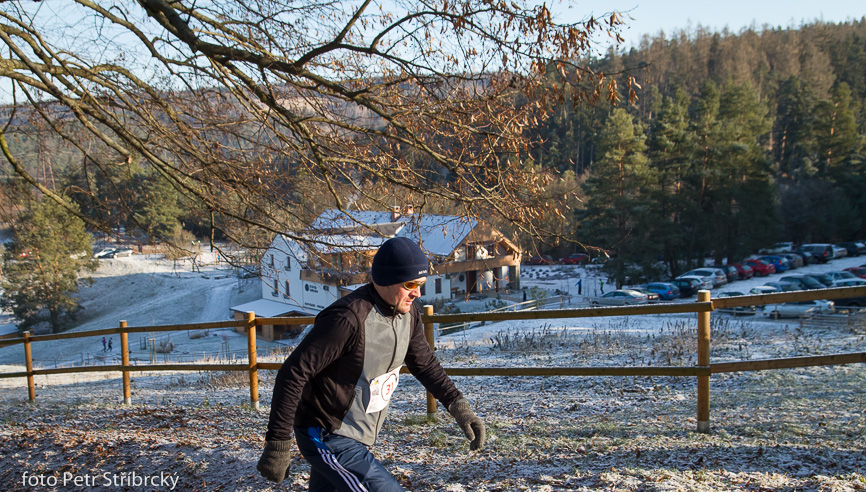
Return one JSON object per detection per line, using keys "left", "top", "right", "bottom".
{"left": 1, "top": 286, "right": 865, "bottom": 432}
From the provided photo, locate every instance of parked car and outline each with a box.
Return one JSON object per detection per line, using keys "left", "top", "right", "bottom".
{"left": 758, "top": 255, "right": 789, "bottom": 273}
{"left": 790, "top": 249, "right": 816, "bottom": 265}
{"left": 804, "top": 273, "right": 835, "bottom": 288}
{"left": 676, "top": 274, "right": 714, "bottom": 290}
{"left": 779, "top": 253, "right": 804, "bottom": 269}
{"left": 590, "top": 289, "right": 649, "bottom": 306}
{"left": 832, "top": 278, "right": 866, "bottom": 287}
{"left": 832, "top": 245, "right": 848, "bottom": 258}
{"left": 843, "top": 266, "right": 866, "bottom": 279}
{"left": 678, "top": 268, "right": 727, "bottom": 287}
{"left": 837, "top": 241, "right": 866, "bottom": 257}
{"left": 713, "top": 265, "right": 739, "bottom": 283}
{"left": 764, "top": 300, "right": 835, "bottom": 319}
{"left": 826, "top": 271, "right": 857, "bottom": 283}
{"left": 715, "top": 291, "right": 757, "bottom": 316}
{"left": 108, "top": 247, "right": 135, "bottom": 258}
{"left": 779, "top": 275, "right": 825, "bottom": 290}
{"left": 93, "top": 247, "right": 116, "bottom": 258}
{"left": 833, "top": 282, "right": 866, "bottom": 306}
{"left": 763, "top": 281, "right": 800, "bottom": 292}
{"left": 760, "top": 242, "right": 794, "bottom": 254}
{"left": 524, "top": 255, "right": 554, "bottom": 265}
{"left": 642, "top": 282, "right": 681, "bottom": 301}
{"left": 671, "top": 278, "right": 701, "bottom": 298}
{"left": 560, "top": 253, "right": 590, "bottom": 265}
{"left": 800, "top": 243, "right": 834, "bottom": 263}
{"left": 743, "top": 259, "right": 776, "bottom": 276}
{"left": 635, "top": 289, "right": 661, "bottom": 303}
{"left": 750, "top": 285, "right": 782, "bottom": 295}
{"left": 729, "top": 262, "right": 754, "bottom": 280}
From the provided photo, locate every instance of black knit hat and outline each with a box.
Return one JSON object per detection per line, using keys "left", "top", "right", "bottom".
{"left": 371, "top": 237, "right": 429, "bottom": 286}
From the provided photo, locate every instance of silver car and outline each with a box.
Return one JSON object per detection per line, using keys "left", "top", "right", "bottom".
{"left": 765, "top": 300, "right": 835, "bottom": 318}
{"left": 591, "top": 289, "right": 649, "bottom": 306}
{"left": 676, "top": 275, "right": 713, "bottom": 290}
{"left": 678, "top": 268, "right": 727, "bottom": 287}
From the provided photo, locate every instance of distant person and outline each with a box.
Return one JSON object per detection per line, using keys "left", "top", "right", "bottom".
{"left": 102, "top": 337, "right": 107, "bottom": 352}
{"left": 108, "top": 338, "right": 113, "bottom": 352}
{"left": 599, "top": 278, "right": 605, "bottom": 293}
{"left": 257, "top": 237, "right": 485, "bottom": 490}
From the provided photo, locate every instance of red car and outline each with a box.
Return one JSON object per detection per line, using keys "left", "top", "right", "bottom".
{"left": 743, "top": 259, "right": 776, "bottom": 276}
{"left": 560, "top": 253, "right": 590, "bottom": 265}
{"left": 843, "top": 266, "right": 866, "bottom": 279}
{"left": 524, "top": 255, "right": 554, "bottom": 265}
{"left": 730, "top": 262, "right": 754, "bottom": 280}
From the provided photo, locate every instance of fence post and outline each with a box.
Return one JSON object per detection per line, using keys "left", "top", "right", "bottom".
{"left": 23, "top": 331, "right": 35, "bottom": 402}
{"left": 120, "top": 320, "right": 131, "bottom": 405}
{"left": 697, "top": 289, "right": 712, "bottom": 433}
{"left": 247, "top": 311, "right": 259, "bottom": 410}
{"left": 423, "top": 305, "right": 437, "bottom": 419}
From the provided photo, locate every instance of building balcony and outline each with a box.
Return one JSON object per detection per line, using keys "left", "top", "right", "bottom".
{"left": 300, "top": 267, "right": 370, "bottom": 286}
{"left": 431, "top": 254, "right": 520, "bottom": 275}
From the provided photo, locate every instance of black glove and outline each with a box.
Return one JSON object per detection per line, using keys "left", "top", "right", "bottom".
{"left": 448, "top": 398, "right": 485, "bottom": 450}
{"left": 256, "top": 440, "right": 293, "bottom": 482}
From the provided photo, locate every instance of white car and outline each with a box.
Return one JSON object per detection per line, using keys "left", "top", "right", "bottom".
{"left": 832, "top": 245, "right": 848, "bottom": 258}
{"left": 831, "top": 278, "right": 866, "bottom": 287}
{"left": 826, "top": 271, "right": 857, "bottom": 283}
{"left": 677, "top": 275, "right": 713, "bottom": 290}
{"left": 764, "top": 300, "right": 835, "bottom": 319}
{"left": 761, "top": 242, "right": 794, "bottom": 254}
{"left": 750, "top": 285, "right": 781, "bottom": 295}
{"left": 715, "top": 291, "right": 757, "bottom": 315}
{"left": 679, "top": 268, "right": 727, "bottom": 287}
{"left": 93, "top": 247, "right": 116, "bottom": 258}
{"left": 109, "top": 248, "right": 135, "bottom": 258}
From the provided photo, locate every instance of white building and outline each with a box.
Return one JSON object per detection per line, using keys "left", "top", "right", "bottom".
{"left": 231, "top": 207, "right": 522, "bottom": 341}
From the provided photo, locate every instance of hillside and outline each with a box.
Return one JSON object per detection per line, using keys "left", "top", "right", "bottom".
{"left": 1, "top": 255, "right": 865, "bottom": 490}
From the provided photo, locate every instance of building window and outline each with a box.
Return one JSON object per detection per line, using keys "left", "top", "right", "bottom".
{"left": 323, "top": 285, "right": 330, "bottom": 291}
{"left": 285, "top": 257, "right": 291, "bottom": 271}
{"left": 420, "top": 283, "right": 426, "bottom": 296}
{"left": 435, "top": 278, "right": 442, "bottom": 294}
{"left": 272, "top": 279, "right": 279, "bottom": 296}
{"left": 284, "top": 279, "right": 290, "bottom": 298}
{"left": 269, "top": 254, "right": 275, "bottom": 267}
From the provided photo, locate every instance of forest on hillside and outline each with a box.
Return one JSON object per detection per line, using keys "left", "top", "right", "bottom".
{"left": 2, "top": 14, "right": 865, "bottom": 288}
{"left": 522, "top": 19, "right": 866, "bottom": 282}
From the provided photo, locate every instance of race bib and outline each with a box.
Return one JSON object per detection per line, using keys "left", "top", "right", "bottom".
{"left": 365, "top": 367, "right": 401, "bottom": 414}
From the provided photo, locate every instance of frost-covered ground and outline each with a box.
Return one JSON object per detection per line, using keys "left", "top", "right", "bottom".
{"left": 0, "top": 254, "right": 865, "bottom": 491}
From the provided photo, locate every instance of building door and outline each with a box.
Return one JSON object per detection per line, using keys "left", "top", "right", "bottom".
{"left": 466, "top": 270, "right": 477, "bottom": 293}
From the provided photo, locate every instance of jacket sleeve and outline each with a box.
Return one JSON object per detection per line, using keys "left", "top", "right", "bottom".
{"left": 403, "top": 310, "right": 463, "bottom": 409}
{"left": 265, "top": 306, "right": 358, "bottom": 441}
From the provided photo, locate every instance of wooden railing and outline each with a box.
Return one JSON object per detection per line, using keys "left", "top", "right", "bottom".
{"left": 1, "top": 286, "right": 865, "bottom": 432}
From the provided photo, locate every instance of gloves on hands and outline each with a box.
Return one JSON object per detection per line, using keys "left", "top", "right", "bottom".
{"left": 448, "top": 398, "right": 486, "bottom": 450}
{"left": 256, "top": 440, "right": 294, "bottom": 482}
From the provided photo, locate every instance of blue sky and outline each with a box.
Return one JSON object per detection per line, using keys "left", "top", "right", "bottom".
{"left": 556, "top": 0, "right": 864, "bottom": 50}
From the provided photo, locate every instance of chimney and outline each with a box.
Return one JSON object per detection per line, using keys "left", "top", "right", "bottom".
{"left": 390, "top": 205, "right": 401, "bottom": 222}
{"left": 403, "top": 205, "right": 414, "bottom": 215}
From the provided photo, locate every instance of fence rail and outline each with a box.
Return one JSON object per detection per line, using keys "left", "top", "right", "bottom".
{"left": 2, "top": 285, "right": 866, "bottom": 432}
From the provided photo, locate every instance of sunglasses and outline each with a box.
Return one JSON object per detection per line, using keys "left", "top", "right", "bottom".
{"left": 402, "top": 279, "right": 427, "bottom": 290}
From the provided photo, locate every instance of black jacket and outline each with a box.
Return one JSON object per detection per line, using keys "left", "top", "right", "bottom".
{"left": 265, "top": 284, "right": 462, "bottom": 442}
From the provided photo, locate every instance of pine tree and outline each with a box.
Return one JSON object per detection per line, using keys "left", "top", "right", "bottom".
{"left": 131, "top": 170, "right": 184, "bottom": 242}
{"left": 1, "top": 200, "right": 98, "bottom": 333}
{"left": 578, "top": 109, "right": 657, "bottom": 287}
{"left": 714, "top": 82, "right": 777, "bottom": 260}
{"left": 646, "top": 88, "right": 695, "bottom": 276}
